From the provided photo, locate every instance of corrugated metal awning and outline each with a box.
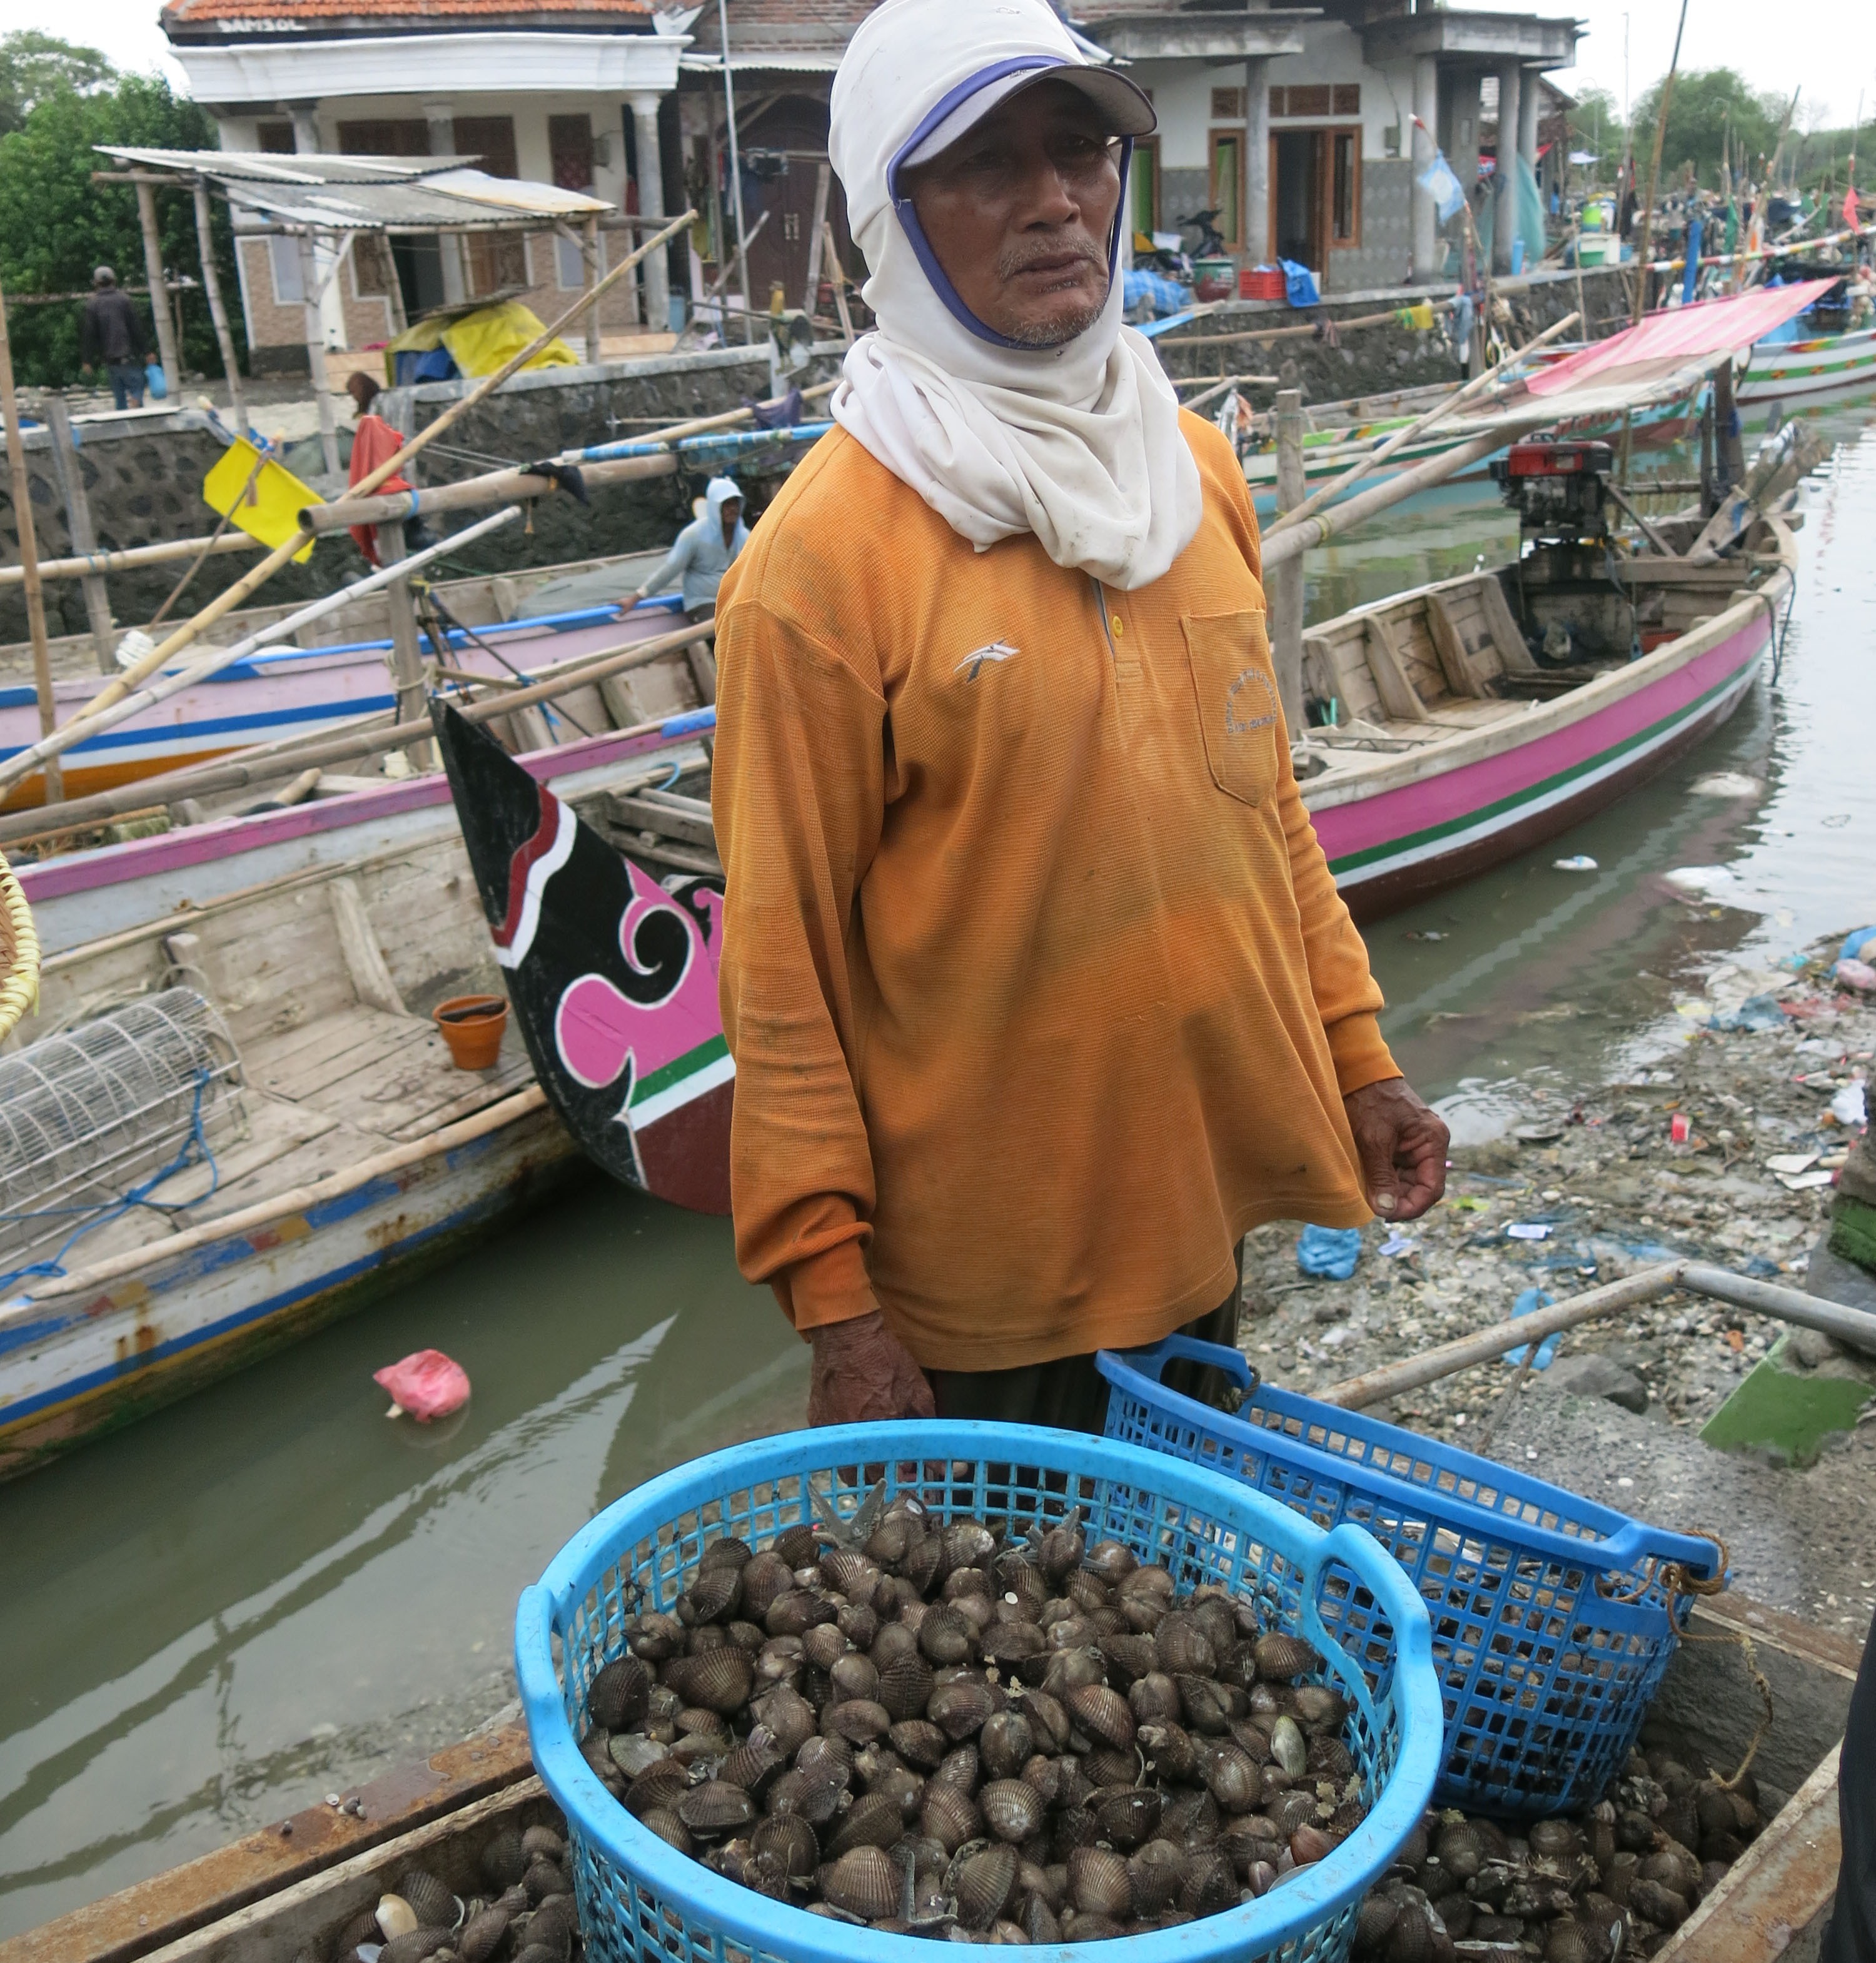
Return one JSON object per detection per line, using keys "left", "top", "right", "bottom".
{"left": 94, "top": 146, "right": 612, "bottom": 231}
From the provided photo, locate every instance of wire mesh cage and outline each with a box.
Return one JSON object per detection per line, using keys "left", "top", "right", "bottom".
{"left": 0, "top": 988, "right": 243, "bottom": 1277}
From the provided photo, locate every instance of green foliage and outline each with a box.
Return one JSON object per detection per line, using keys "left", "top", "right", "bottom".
{"left": 0, "top": 72, "right": 248, "bottom": 387}
{"left": 1630, "top": 68, "right": 1786, "bottom": 188}
{"left": 1568, "top": 86, "right": 1621, "bottom": 181}
{"left": 0, "top": 29, "right": 112, "bottom": 137}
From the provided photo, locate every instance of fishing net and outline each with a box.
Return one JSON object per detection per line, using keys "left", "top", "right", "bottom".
{"left": 1474, "top": 151, "right": 1550, "bottom": 273}
{"left": 0, "top": 988, "right": 243, "bottom": 1283}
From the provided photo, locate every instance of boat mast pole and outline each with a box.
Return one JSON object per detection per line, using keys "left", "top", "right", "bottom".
{"left": 0, "top": 272, "right": 63, "bottom": 805}
{"left": 1630, "top": 0, "right": 1688, "bottom": 323}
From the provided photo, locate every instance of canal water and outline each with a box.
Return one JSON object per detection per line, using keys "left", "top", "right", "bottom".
{"left": 3, "top": 391, "right": 1873, "bottom": 1937}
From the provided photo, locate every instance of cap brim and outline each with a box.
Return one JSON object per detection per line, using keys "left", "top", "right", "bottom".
{"left": 900, "top": 63, "right": 1156, "bottom": 169}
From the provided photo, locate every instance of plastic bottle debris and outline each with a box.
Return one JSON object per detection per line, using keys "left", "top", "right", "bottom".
{"left": 1841, "top": 926, "right": 1876, "bottom": 962}
{"left": 373, "top": 1350, "right": 472, "bottom": 1422}
{"left": 1712, "top": 994, "right": 1785, "bottom": 1032}
{"left": 1832, "top": 1081, "right": 1868, "bottom": 1126}
{"left": 1296, "top": 1224, "right": 1363, "bottom": 1279}
{"left": 1552, "top": 855, "right": 1598, "bottom": 872}
{"left": 1663, "top": 864, "right": 1737, "bottom": 894}
{"left": 1836, "top": 958, "right": 1876, "bottom": 994}
{"left": 1501, "top": 1287, "right": 1561, "bottom": 1368}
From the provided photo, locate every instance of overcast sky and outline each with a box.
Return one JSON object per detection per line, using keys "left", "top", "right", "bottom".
{"left": 17, "top": 0, "right": 1876, "bottom": 132}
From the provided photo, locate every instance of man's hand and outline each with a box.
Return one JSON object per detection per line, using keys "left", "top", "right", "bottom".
{"left": 809, "top": 1311, "right": 936, "bottom": 1427}
{"left": 1344, "top": 1077, "right": 1450, "bottom": 1222}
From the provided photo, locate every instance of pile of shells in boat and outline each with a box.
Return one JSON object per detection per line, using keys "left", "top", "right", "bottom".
{"left": 318, "top": 1813, "right": 583, "bottom": 1963}
{"left": 1350, "top": 1735, "right": 1766, "bottom": 1963}
{"left": 577, "top": 1496, "right": 1374, "bottom": 1942}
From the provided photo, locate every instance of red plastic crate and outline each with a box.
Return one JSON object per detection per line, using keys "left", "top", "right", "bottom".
{"left": 1241, "top": 266, "right": 1286, "bottom": 300}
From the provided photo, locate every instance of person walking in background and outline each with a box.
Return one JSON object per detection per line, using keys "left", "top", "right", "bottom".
{"left": 629, "top": 477, "right": 748, "bottom": 618}
{"left": 79, "top": 268, "right": 149, "bottom": 411}
{"left": 344, "top": 371, "right": 422, "bottom": 567}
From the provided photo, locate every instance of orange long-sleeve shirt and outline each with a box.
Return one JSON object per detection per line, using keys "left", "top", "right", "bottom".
{"left": 711, "top": 413, "right": 1398, "bottom": 1373}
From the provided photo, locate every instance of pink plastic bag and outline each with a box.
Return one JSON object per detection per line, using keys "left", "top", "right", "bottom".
{"left": 374, "top": 1349, "right": 472, "bottom": 1422}
{"left": 1836, "top": 958, "right": 1876, "bottom": 995}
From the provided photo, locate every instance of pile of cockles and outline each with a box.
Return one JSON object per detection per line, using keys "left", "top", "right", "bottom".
{"left": 323, "top": 1815, "right": 582, "bottom": 1963}
{"left": 577, "top": 1496, "right": 1375, "bottom": 1942}
{"left": 1350, "top": 1737, "right": 1767, "bottom": 1962}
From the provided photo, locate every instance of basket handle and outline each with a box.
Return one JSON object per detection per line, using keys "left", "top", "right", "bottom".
{"left": 1104, "top": 1336, "right": 1256, "bottom": 1390}
{"left": 515, "top": 1583, "right": 576, "bottom": 1759}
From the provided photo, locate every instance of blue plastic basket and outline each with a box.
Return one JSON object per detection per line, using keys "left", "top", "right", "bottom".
{"left": 517, "top": 1421, "right": 1443, "bottom": 1963}
{"left": 1098, "top": 1339, "right": 1723, "bottom": 1816}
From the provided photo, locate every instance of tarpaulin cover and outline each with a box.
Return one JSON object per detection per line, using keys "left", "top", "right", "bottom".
{"left": 1528, "top": 280, "right": 1839, "bottom": 396}
{"left": 386, "top": 301, "right": 577, "bottom": 380}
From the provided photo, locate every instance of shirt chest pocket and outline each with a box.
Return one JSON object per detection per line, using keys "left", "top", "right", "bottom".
{"left": 1182, "top": 610, "right": 1282, "bottom": 809}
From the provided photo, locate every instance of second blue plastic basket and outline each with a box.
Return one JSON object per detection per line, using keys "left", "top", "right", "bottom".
{"left": 1098, "top": 1338, "right": 1722, "bottom": 1815}
{"left": 518, "top": 1421, "right": 1444, "bottom": 1963}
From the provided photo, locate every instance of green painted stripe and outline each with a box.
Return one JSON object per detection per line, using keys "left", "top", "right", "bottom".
{"left": 629, "top": 1032, "right": 730, "bottom": 1106}
{"left": 1326, "top": 659, "right": 1750, "bottom": 876}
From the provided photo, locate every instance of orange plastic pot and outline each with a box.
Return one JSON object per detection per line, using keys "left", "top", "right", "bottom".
{"left": 434, "top": 994, "right": 509, "bottom": 1070}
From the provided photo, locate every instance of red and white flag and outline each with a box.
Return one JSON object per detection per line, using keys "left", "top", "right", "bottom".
{"left": 1845, "top": 186, "right": 1862, "bottom": 233}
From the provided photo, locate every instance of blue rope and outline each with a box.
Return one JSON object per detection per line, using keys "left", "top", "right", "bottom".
{"left": 0, "top": 1071, "right": 221, "bottom": 1294}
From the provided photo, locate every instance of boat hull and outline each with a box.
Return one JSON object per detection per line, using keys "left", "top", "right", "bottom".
{"left": 1738, "top": 327, "right": 1876, "bottom": 403}
{"left": 0, "top": 1104, "right": 578, "bottom": 1480}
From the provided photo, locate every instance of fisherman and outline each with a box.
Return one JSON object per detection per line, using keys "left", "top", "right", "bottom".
{"left": 344, "top": 371, "right": 425, "bottom": 567}
{"left": 628, "top": 477, "right": 748, "bottom": 618}
{"left": 78, "top": 267, "right": 149, "bottom": 411}
{"left": 710, "top": 0, "right": 1449, "bottom": 1431}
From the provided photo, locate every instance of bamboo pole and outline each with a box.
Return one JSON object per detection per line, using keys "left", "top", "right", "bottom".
{"left": 1264, "top": 310, "right": 1580, "bottom": 538}
{"left": 1, "top": 1086, "right": 550, "bottom": 1314}
{"left": 1630, "top": 0, "right": 1690, "bottom": 323}
{"left": 1319, "top": 1261, "right": 1876, "bottom": 1410}
{"left": 0, "top": 615, "right": 717, "bottom": 844}
{"left": 0, "top": 529, "right": 258, "bottom": 588}
{"left": 192, "top": 179, "right": 248, "bottom": 438}
{"left": 65, "top": 208, "right": 697, "bottom": 730}
{"left": 1268, "top": 389, "right": 1306, "bottom": 730}
{"left": 133, "top": 179, "right": 181, "bottom": 399}
{"left": 39, "top": 391, "right": 116, "bottom": 672}
{"left": 0, "top": 506, "right": 522, "bottom": 794}
{"left": 0, "top": 272, "right": 63, "bottom": 804}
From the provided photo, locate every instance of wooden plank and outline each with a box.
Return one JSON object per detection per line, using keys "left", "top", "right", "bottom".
{"left": 328, "top": 877, "right": 406, "bottom": 1016}
{"left": 605, "top": 792, "right": 717, "bottom": 848}
{"left": 1475, "top": 570, "right": 1541, "bottom": 674}
{"left": 1425, "top": 591, "right": 1489, "bottom": 699}
{"left": 0, "top": 1729, "right": 536, "bottom": 1963}
{"left": 1361, "top": 613, "right": 1429, "bottom": 722}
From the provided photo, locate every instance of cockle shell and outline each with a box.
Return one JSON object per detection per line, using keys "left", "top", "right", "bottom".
{"left": 1270, "top": 1714, "right": 1308, "bottom": 1779}
{"left": 376, "top": 1931, "right": 452, "bottom": 1963}
{"left": 1066, "top": 1683, "right": 1135, "bottom": 1751}
{"left": 664, "top": 1648, "right": 753, "bottom": 1715}
{"left": 1154, "top": 1613, "right": 1218, "bottom": 1679}
{"left": 751, "top": 1812, "right": 820, "bottom": 1879}
{"left": 981, "top": 1777, "right": 1047, "bottom": 1843}
{"left": 375, "top": 1897, "right": 419, "bottom": 1941}
{"left": 918, "top": 1605, "right": 974, "bottom": 1667}
{"left": 1086, "top": 1540, "right": 1138, "bottom": 1585}
{"left": 822, "top": 1846, "right": 902, "bottom": 1921}
{"left": 588, "top": 1655, "right": 652, "bottom": 1733}
{"left": 395, "top": 1870, "right": 455, "bottom": 1930}
{"left": 920, "top": 1781, "right": 982, "bottom": 1852}
{"left": 1254, "top": 1632, "right": 1322, "bottom": 1682}
{"left": 480, "top": 1829, "right": 528, "bottom": 1892}
{"left": 1094, "top": 1784, "right": 1163, "bottom": 1851}
{"left": 678, "top": 1781, "right": 756, "bottom": 1836}
{"left": 1068, "top": 1845, "right": 1133, "bottom": 1920}
{"left": 458, "top": 1906, "right": 510, "bottom": 1963}
{"left": 955, "top": 1843, "right": 1019, "bottom": 1930}
{"left": 1181, "top": 1848, "right": 1237, "bottom": 1915}
{"left": 825, "top": 1791, "right": 905, "bottom": 1858}
{"left": 887, "top": 1718, "right": 947, "bottom": 1771}
{"left": 977, "top": 1709, "right": 1034, "bottom": 1781}
{"left": 1128, "top": 1839, "right": 1186, "bottom": 1913}
{"left": 640, "top": 1807, "right": 695, "bottom": 1855}
{"left": 824, "top": 1698, "right": 893, "bottom": 1744}
{"left": 929, "top": 1680, "right": 996, "bottom": 1740}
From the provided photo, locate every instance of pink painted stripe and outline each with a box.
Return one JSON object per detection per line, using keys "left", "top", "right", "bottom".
{"left": 19, "top": 719, "right": 701, "bottom": 904}
{"left": 1308, "top": 614, "right": 1767, "bottom": 862}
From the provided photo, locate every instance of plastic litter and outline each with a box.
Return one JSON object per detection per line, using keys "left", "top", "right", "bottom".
{"left": 1765, "top": 1152, "right": 1820, "bottom": 1174}
{"left": 1832, "top": 1081, "right": 1868, "bottom": 1126}
{"left": 1662, "top": 865, "right": 1737, "bottom": 894}
{"left": 373, "top": 1349, "right": 472, "bottom": 1422}
{"left": 1378, "top": 1232, "right": 1417, "bottom": 1257}
{"left": 1712, "top": 994, "right": 1785, "bottom": 1032}
{"left": 1688, "top": 772, "right": 1763, "bottom": 798}
{"left": 1506, "top": 1221, "right": 1554, "bottom": 1240}
{"left": 1296, "top": 1223, "right": 1363, "bottom": 1278}
{"left": 1553, "top": 855, "right": 1598, "bottom": 872}
{"left": 1840, "top": 927, "right": 1876, "bottom": 962}
{"left": 1670, "top": 1113, "right": 1692, "bottom": 1143}
{"left": 1502, "top": 1288, "right": 1561, "bottom": 1368}
{"left": 1835, "top": 958, "right": 1876, "bottom": 994}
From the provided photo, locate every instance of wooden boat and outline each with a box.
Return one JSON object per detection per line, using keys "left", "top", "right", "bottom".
{"left": 0, "top": 1585, "right": 1848, "bottom": 1963}
{"left": 1737, "top": 323, "right": 1876, "bottom": 403}
{"left": 0, "top": 634, "right": 724, "bottom": 1479}
{"left": 0, "top": 551, "right": 684, "bottom": 813}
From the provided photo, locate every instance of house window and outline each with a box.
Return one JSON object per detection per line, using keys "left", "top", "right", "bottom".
{"left": 1286, "top": 84, "right": 1332, "bottom": 118}
{"left": 1210, "top": 88, "right": 1243, "bottom": 121}
{"left": 1209, "top": 130, "right": 1243, "bottom": 251}
{"left": 1332, "top": 131, "right": 1359, "bottom": 245}
{"left": 256, "top": 121, "right": 294, "bottom": 154}
{"left": 337, "top": 118, "right": 430, "bottom": 156}
{"left": 453, "top": 114, "right": 518, "bottom": 179}
{"left": 1333, "top": 84, "right": 1361, "bottom": 116}
{"left": 466, "top": 230, "right": 527, "bottom": 296}
{"left": 1131, "top": 136, "right": 1159, "bottom": 236}
{"left": 268, "top": 235, "right": 305, "bottom": 306}
{"left": 549, "top": 114, "right": 595, "bottom": 193}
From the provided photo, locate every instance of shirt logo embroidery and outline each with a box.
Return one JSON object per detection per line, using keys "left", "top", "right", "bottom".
{"left": 1225, "top": 667, "right": 1278, "bottom": 734}
{"left": 954, "top": 641, "right": 1019, "bottom": 682}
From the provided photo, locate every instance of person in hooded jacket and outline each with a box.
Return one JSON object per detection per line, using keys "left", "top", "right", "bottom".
{"left": 710, "top": 0, "right": 1448, "bottom": 1432}
{"left": 630, "top": 477, "right": 749, "bottom": 618}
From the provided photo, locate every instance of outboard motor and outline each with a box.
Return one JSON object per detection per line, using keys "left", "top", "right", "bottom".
{"left": 1488, "top": 435, "right": 1626, "bottom": 665}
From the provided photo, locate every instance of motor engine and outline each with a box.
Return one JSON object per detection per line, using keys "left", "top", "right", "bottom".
{"left": 1488, "top": 435, "right": 1614, "bottom": 547}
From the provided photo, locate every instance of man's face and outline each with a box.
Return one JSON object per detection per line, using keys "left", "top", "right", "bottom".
{"left": 720, "top": 498, "right": 743, "bottom": 530}
{"left": 903, "top": 79, "right": 1121, "bottom": 349}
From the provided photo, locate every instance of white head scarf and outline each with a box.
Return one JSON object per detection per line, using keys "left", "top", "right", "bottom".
{"left": 827, "top": 0, "right": 1203, "bottom": 590}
